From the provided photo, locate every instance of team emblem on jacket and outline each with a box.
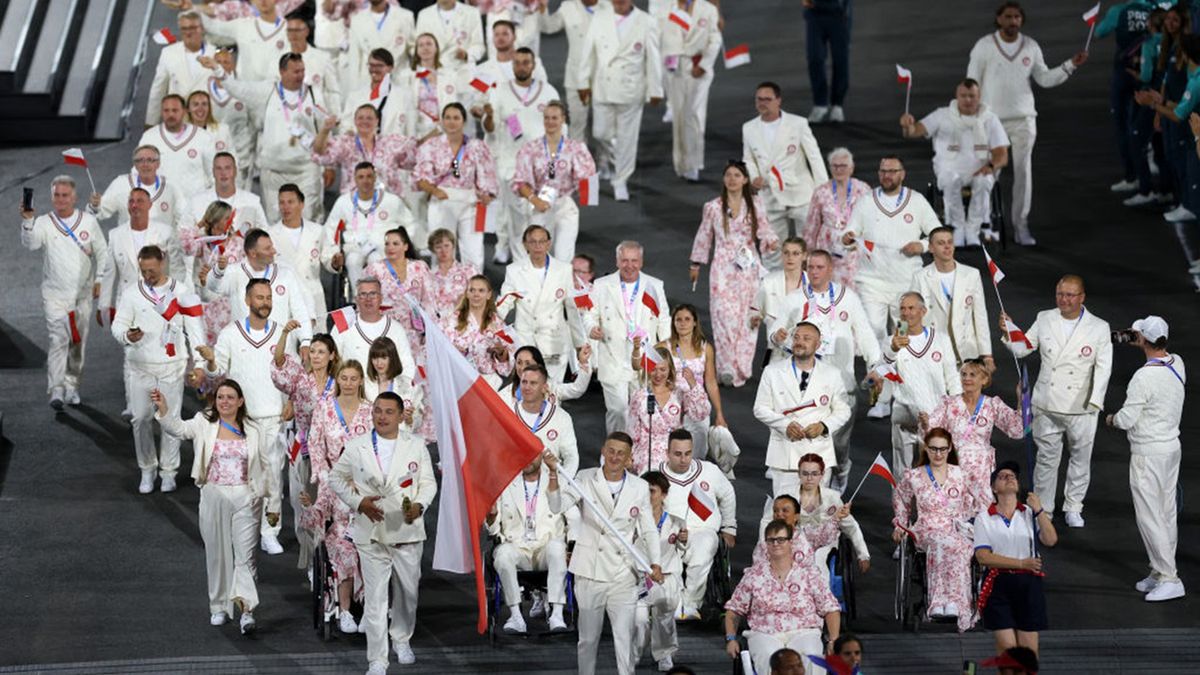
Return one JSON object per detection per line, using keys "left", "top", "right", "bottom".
{"left": 235, "top": 102, "right": 244, "bottom": 111}
{"left": 354, "top": 424, "right": 366, "bottom": 435}
{"left": 276, "top": 40, "right": 284, "bottom": 49}
{"left": 976, "top": 415, "right": 989, "bottom": 427}
{"left": 903, "top": 213, "right": 914, "bottom": 223}
{"left": 793, "top": 549, "right": 805, "bottom": 562}
{"left": 555, "top": 288, "right": 565, "bottom": 299}
{"left": 826, "top": 505, "right": 837, "bottom": 516}
{"left": 445, "top": 85, "right": 455, "bottom": 94}
{"left": 839, "top": 310, "right": 849, "bottom": 321}
{"left": 819, "top": 394, "right": 829, "bottom": 405}
{"left": 80, "top": 231, "right": 90, "bottom": 241}
{"left": 557, "top": 159, "right": 568, "bottom": 172}
{"left": 547, "top": 429, "right": 558, "bottom": 440}
{"left": 228, "top": 255, "right": 237, "bottom": 265}
{"left": 788, "top": 583, "right": 801, "bottom": 594}
{"left": 312, "top": 75, "right": 322, "bottom": 84}
{"left": 629, "top": 506, "right": 639, "bottom": 517}
{"left": 395, "top": 36, "right": 405, "bottom": 46}
{"left": 667, "top": 404, "right": 680, "bottom": 416}
{"left": 948, "top": 487, "right": 960, "bottom": 498}
{"left": 668, "top": 533, "right": 677, "bottom": 544}
{"left": 787, "top": 144, "right": 797, "bottom": 155}
{"left": 965, "top": 296, "right": 974, "bottom": 306}
{"left": 160, "top": 202, "right": 170, "bottom": 211}
{"left": 310, "top": 248, "right": 319, "bottom": 259}
{"left": 408, "top": 461, "right": 419, "bottom": 472}
{"left": 275, "top": 285, "right": 285, "bottom": 295}
{"left": 932, "top": 351, "right": 942, "bottom": 362}
{"left": 380, "top": 211, "right": 389, "bottom": 220}
{"left": 187, "top": 149, "right": 197, "bottom": 158}
{"left": 1022, "top": 56, "right": 1032, "bottom": 66}
{"left": 700, "top": 481, "right": 710, "bottom": 491}
{"left": 1081, "top": 345, "right": 1093, "bottom": 356}
{"left": 634, "top": 42, "right": 643, "bottom": 51}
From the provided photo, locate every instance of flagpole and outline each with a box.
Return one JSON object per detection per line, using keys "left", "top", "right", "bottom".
{"left": 846, "top": 468, "right": 872, "bottom": 503}
{"left": 1084, "top": 23, "right": 1095, "bottom": 52}
{"left": 556, "top": 470, "right": 655, "bottom": 576}
{"left": 84, "top": 166, "right": 97, "bottom": 196}
{"left": 904, "top": 82, "right": 911, "bottom": 117}
{"left": 982, "top": 244, "right": 1022, "bottom": 373}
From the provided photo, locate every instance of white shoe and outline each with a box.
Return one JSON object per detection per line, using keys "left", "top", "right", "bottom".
{"left": 867, "top": 401, "right": 891, "bottom": 419}
{"left": 339, "top": 611, "right": 359, "bottom": 634}
{"left": 657, "top": 656, "right": 675, "bottom": 672}
{"left": 661, "top": 108, "right": 674, "bottom": 124}
{"left": 941, "top": 603, "right": 959, "bottom": 617}
{"left": 1110, "top": 179, "right": 1138, "bottom": 192}
{"left": 210, "top": 612, "right": 228, "bottom": 626}
{"left": 394, "top": 642, "right": 416, "bottom": 665}
{"left": 597, "top": 166, "right": 612, "bottom": 181}
{"left": 160, "top": 475, "right": 177, "bottom": 493}
{"left": 366, "top": 663, "right": 388, "bottom": 675}
{"left": 65, "top": 389, "right": 81, "bottom": 406}
{"left": 675, "top": 605, "right": 700, "bottom": 621}
{"left": 1164, "top": 205, "right": 1187, "bottom": 219}
{"left": 492, "top": 247, "right": 511, "bottom": 265}
{"left": 929, "top": 605, "right": 946, "bottom": 617}
{"left": 1015, "top": 228, "right": 1037, "bottom": 246}
{"left": 613, "top": 182, "right": 630, "bottom": 202}
{"left": 503, "top": 610, "right": 528, "bottom": 634}
{"left": 139, "top": 470, "right": 156, "bottom": 494}
{"left": 1136, "top": 575, "right": 1160, "bottom": 593}
{"left": 1165, "top": 206, "right": 1196, "bottom": 222}
{"left": 529, "top": 591, "right": 546, "bottom": 618}
{"left": 239, "top": 611, "right": 256, "bottom": 635}
{"left": 1123, "top": 192, "right": 1157, "bottom": 206}
{"left": 829, "top": 105, "right": 845, "bottom": 123}
{"left": 548, "top": 606, "right": 568, "bottom": 631}
{"left": 809, "top": 106, "right": 829, "bottom": 123}
{"left": 1145, "top": 580, "right": 1186, "bottom": 602}
{"left": 121, "top": 408, "right": 133, "bottom": 422}
{"left": 49, "top": 388, "right": 65, "bottom": 411}
{"left": 681, "top": 169, "right": 700, "bottom": 182}
{"left": 1064, "top": 512, "right": 1085, "bottom": 528}
{"left": 260, "top": 533, "right": 284, "bottom": 555}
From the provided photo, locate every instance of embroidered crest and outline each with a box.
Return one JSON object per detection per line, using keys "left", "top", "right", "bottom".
{"left": 976, "top": 415, "right": 989, "bottom": 427}
{"left": 557, "top": 160, "right": 568, "bottom": 171}
{"left": 537, "top": 103, "right": 546, "bottom": 112}
{"left": 547, "top": 429, "right": 559, "bottom": 440}
{"left": 379, "top": 211, "right": 389, "bottom": 220}
{"left": 820, "top": 394, "right": 830, "bottom": 405}
{"left": 395, "top": 35, "right": 405, "bottom": 46}
{"left": 793, "top": 549, "right": 806, "bottom": 562}
{"left": 216, "top": 141, "right": 227, "bottom": 151}
{"left": 787, "top": 144, "right": 797, "bottom": 154}
{"left": 630, "top": 506, "right": 639, "bottom": 517}
{"left": 408, "top": 461, "right": 419, "bottom": 472}
{"left": 965, "top": 296, "right": 974, "bottom": 306}
{"left": 353, "top": 424, "right": 366, "bottom": 435}
{"left": 227, "top": 255, "right": 237, "bottom": 265}
{"left": 305, "top": 107, "right": 312, "bottom": 115}
{"left": 634, "top": 42, "right": 643, "bottom": 51}
{"left": 839, "top": 310, "right": 849, "bottom": 321}
{"left": 275, "top": 284, "right": 285, "bottom": 295}
{"left": 700, "top": 481, "right": 710, "bottom": 491}
{"left": 235, "top": 101, "right": 244, "bottom": 111}
{"left": 667, "top": 404, "right": 680, "bottom": 416}
{"left": 948, "top": 487, "right": 960, "bottom": 498}
{"left": 1081, "top": 345, "right": 1093, "bottom": 357}
{"left": 445, "top": 85, "right": 455, "bottom": 94}
{"left": 312, "top": 74, "right": 322, "bottom": 84}
{"left": 275, "top": 40, "right": 284, "bottom": 49}
{"left": 789, "top": 583, "right": 801, "bottom": 594}
{"left": 698, "top": 18, "right": 708, "bottom": 27}
{"left": 932, "top": 351, "right": 942, "bottom": 362}
{"left": 187, "top": 149, "right": 197, "bottom": 159}
{"left": 1022, "top": 56, "right": 1032, "bottom": 66}
{"left": 80, "top": 231, "right": 90, "bottom": 241}
{"left": 160, "top": 202, "right": 170, "bottom": 211}
{"left": 555, "top": 288, "right": 565, "bottom": 299}
{"left": 903, "top": 213, "right": 914, "bottom": 223}
{"left": 310, "top": 248, "right": 319, "bottom": 258}
{"left": 826, "top": 505, "right": 837, "bottom": 516}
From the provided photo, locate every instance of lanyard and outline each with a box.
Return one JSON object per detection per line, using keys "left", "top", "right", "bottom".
{"left": 135, "top": 173, "right": 161, "bottom": 193}
{"left": 941, "top": 278, "right": 954, "bottom": 303}
{"left": 968, "top": 395, "right": 986, "bottom": 425}
{"left": 244, "top": 317, "right": 270, "bottom": 334}
{"left": 540, "top": 256, "right": 550, "bottom": 284}
{"left": 523, "top": 478, "right": 540, "bottom": 520}
{"left": 925, "top": 464, "right": 942, "bottom": 492}
{"left": 806, "top": 281, "right": 835, "bottom": 310}
{"left": 791, "top": 359, "right": 811, "bottom": 392}
{"left": 355, "top": 135, "right": 374, "bottom": 161}
{"left": 51, "top": 212, "right": 89, "bottom": 255}
{"left": 620, "top": 276, "right": 640, "bottom": 325}
{"left": 451, "top": 140, "right": 467, "bottom": 178}
{"left": 375, "top": 4, "right": 390, "bottom": 30}
{"left": 831, "top": 179, "right": 853, "bottom": 222}
{"left": 370, "top": 430, "right": 385, "bottom": 473}
{"left": 352, "top": 189, "right": 380, "bottom": 231}
{"left": 333, "top": 399, "right": 351, "bottom": 434}
{"left": 321, "top": 376, "right": 334, "bottom": 399}
{"left": 656, "top": 511, "right": 668, "bottom": 532}
{"left": 219, "top": 419, "right": 244, "bottom": 437}
{"left": 544, "top": 135, "right": 564, "bottom": 180}
{"left": 385, "top": 260, "right": 402, "bottom": 281}
{"left": 878, "top": 186, "right": 905, "bottom": 208}
{"left": 609, "top": 473, "right": 627, "bottom": 503}
{"left": 1148, "top": 358, "right": 1185, "bottom": 384}
{"left": 277, "top": 83, "right": 299, "bottom": 124}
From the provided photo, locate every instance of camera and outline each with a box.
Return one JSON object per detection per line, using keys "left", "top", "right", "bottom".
{"left": 1111, "top": 329, "right": 1137, "bottom": 345}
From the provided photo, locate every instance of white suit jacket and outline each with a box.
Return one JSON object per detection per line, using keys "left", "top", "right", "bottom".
{"left": 267, "top": 221, "right": 327, "bottom": 318}
{"left": 753, "top": 358, "right": 851, "bottom": 470}
{"left": 345, "top": 5, "right": 416, "bottom": 92}
{"left": 577, "top": 5, "right": 663, "bottom": 105}
{"left": 910, "top": 262, "right": 992, "bottom": 362}
{"left": 158, "top": 412, "right": 280, "bottom": 512}
{"left": 769, "top": 283, "right": 882, "bottom": 388}
{"left": 585, "top": 272, "right": 672, "bottom": 384}
{"left": 146, "top": 42, "right": 212, "bottom": 125}
{"left": 549, "top": 468, "right": 661, "bottom": 582}
{"left": 321, "top": 191, "right": 414, "bottom": 272}
{"left": 414, "top": 2, "right": 485, "bottom": 73}
{"left": 511, "top": 396, "right": 579, "bottom": 477}
{"left": 660, "top": 459, "right": 737, "bottom": 534}
{"left": 112, "top": 278, "right": 206, "bottom": 368}
{"left": 98, "top": 222, "right": 185, "bottom": 310}
{"left": 206, "top": 261, "right": 315, "bottom": 344}
{"left": 500, "top": 256, "right": 574, "bottom": 359}
{"left": 486, "top": 468, "right": 567, "bottom": 551}
{"left": 742, "top": 112, "right": 828, "bottom": 207}
{"left": 329, "top": 429, "right": 437, "bottom": 546}
{"left": 538, "top": 0, "right": 599, "bottom": 91}
{"left": 1005, "top": 308, "right": 1112, "bottom": 414}
{"left": 333, "top": 315, "right": 417, "bottom": 384}
{"left": 137, "top": 124, "right": 217, "bottom": 196}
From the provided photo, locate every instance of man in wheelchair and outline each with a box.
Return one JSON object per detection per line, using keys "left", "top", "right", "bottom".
{"left": 900, "top": 78, "right": 1010, "bottom": 247}
{"left": 486, "top": 455, "right": 570, "bottom": 634}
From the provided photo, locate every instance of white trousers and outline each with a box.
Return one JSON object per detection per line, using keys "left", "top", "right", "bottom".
{"left": 260, "top": 165, "right": 323, "bottom": 222}
{"left": 359, "top": 540, "right": 423, "bottom": 668}
{"left": 428, "top": 189, "right": 483, "bottom": 270}
{"left": 246, "top": 415, "right": 283, "bottom": 536}
{"left": 529, "top": 196, "right": 582, "bottom": 263}
{"left": 684, "top": 415, "right": 709, "bottom": 461}
{"left": 665, "top": 67, "right": 713, "bottom": 175}
{"left": 289, "top": 452, "right": 316, "bottom": 570}
{"left": 892, "top": 401, "right": 922, "bottom": 472}
{"left": 43, "top": 294, "right": 91, "bottom": 394}
{"left": 1130, "top": 450, "right": 1181, "bottom": 581}
{"left": 601, "top": 379, "right": 632, "bottom": 435}
{"left": 576, "top": 571, "right": 638, "bottom": 675}
{"left": 761, "top": 200, "right": 809, "bottom": 269}
{"left": 199, "top": 483, "right": 262, "bottom": 615}
{"left": 497, "top": 180, "right": 519, "bottom": 260}
{"left": 680, "top": 527, "right": 719, "bottom": 610}
{"left": 860, "top": 285, "right": 902, "bottom": 405}
{"left": 128, "top": 363, "right": 183, "bottom": 476}
{"left": 566, "top": 88, "right": 591, "bottom": 144}
{"left": 1031, "top": 409, "right": 1097, "bottom": 514}
{"left": 832, "top": 393, "right": 859, "bottom": 484}
{"left": 635, "top": 573, "right": 681, "bottom": 663}
{"left": 494, "top": 540, "right": 569, "bottom": 607}
{"left": 1002, "top": 116, "right": 1037, "bottom": 231}
{"left": 936, "top": 169, "right": 996, "bottom": 240}
{"left": 592, "top": 102, "right": 644, "bottom": 185}
{"left": 745, "top": 628, "right": 824, "bottom": 675}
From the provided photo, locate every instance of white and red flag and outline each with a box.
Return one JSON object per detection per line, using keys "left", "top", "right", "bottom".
{"left": 895, "top": 64, "right": 912, "bottom": 85}
{"left": 641, "top": 341, "right": 666, "bottom": 372}
{"left": 983, "top": 246, "right": 1005, "bottom": 286}
{"left": 1005, "top": 316, "right": 1034, "bottom": 349}
{"left": 422, "top": 303, "right": 543, "bottom": 633}
{"left": 328, "top": 306, "right": 356, "bottom": 333}
{"left": 668, "top": 8, "right": 691, "bottom": 31}
{"left": 178, "top": 293, "right": 203, "bottom": 317}
{"left": 62, "top": 148, "right": 88, "bottom": 167}
{"left": 1082, "top": 2, "right": 1101, "bottom": 26}
{"left": 155, "top": 294, "right": 181, "bottom": 321}
{"left": 687, "top": 482, "right": 716, "bottom": 520}
{"left": 152, "top": 27, "right": 178, "bottom": 46}
{"left": 469, "top": 69, "right": 495, "bottom": 94}
{"left": 723, "top": 44, "right": 751, "bottom": 70}
{"left": 873, "top": 362, "right": 903, "bottom": 384}
{"left": 770, "top": 165, "right": 784, "bottom": 191}
{"left": 641, "top": 286, "right": 661, "bottom": 317}
{"left": 578, "top": 174, "right": 599, "bottom": 206}
{"left": 856, "top": 239, "right": 876, "bottom": 258}
{"left": 848, "top": 452, "right": 896, "bottom": 502}
{"left": 570, "top": 286, "right": 593, "bottom": 311}
{"left": 370, "top": 76, "right": 392, "bottom": 101}
{"left": 64, "top": 311, "right": 82, "bottom": 345}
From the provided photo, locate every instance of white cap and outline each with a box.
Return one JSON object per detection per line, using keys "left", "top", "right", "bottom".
{"left": 1132, "top": 315, "right": 1169, "bottom": 342}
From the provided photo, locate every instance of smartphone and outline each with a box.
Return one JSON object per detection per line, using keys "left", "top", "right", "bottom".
{"left": 22, "top": 187, "right": 33, "bottom": 211}
{"left": 899, "top": 320, "right": 909, "bottom": 336}
{"left": 963, "top": 661, "right": 977, "bottom": 675}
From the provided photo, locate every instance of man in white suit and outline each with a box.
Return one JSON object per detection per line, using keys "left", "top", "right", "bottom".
{"left": 145, "top": 11, "right": 211, "bottom": 126}
{"left": 89, "top": 145, "right": 188, "bottom": 230}
{"left": 754, "top": 322, "right": 852, "bottom": 495}
{"left": 487, "top": 454, "right": 570, "bottom": 634}
{"left": 1000, "top": 275, "right": 1112, "bottom": 527}
{"left": 540, "top": 0, "right": 602, "bottom": 142}
{"left": 344, "top": 0, "right": 416, "bottom": 94}
{"left": 500, "top": 225, "right": 576, "bottom": 380}
{"left": 742, "top": 81, "right": 828, "bottom": 268}
{"left": 97, "top": 189, "right": 184, "bottom": 318}
{"left": 658, "top": 0, "right": 721, "bottom": 182}
{"left": 329, "top": 392, "right": 437, "bottom": 672}
{"left": 546, "top": 433, "right": 664, "bottom": 675}
{"left": 585, "top": 241, "right": 672, "bottom": 433}
{"left": 321, "top": 163, "right": 414, "bottom": 293}
{"left": 138, "top": 95, "right": 217, "bottom": 199}
{"left": 414, "top": 0, "right": 486, "bottom": 75}
{"left": 910, "top": 227, "right": 993, "bottom": 368}
{"left": 576, "top": 0, "right": 663, "bottom": 202}
{"left": 266, "top": 184, "right": 326, "bottom": 321}
{"left": 333, "top": 277, "right": 417, "bottom": 377}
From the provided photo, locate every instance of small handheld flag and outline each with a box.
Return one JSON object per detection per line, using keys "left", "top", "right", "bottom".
{"left": 152, "top": 27, "right": 178, "bottom": 46}
{"left": 1083, "top": 2, "right": 1101, "bottom": 51}
{"left": 328, "top": 306, "right": 357, "bottom": 333}
{"left": 469, "top": 69, "right": 495, "bottom": 94}
{"left": 896, "top": 64, "right": 913, "bottom": 115}
{"left": 641, "top": 288, "right": 660, "bottom": 317}
{"left": 723, "top": 44, "right": 751, "bottom": 70}
{"left": 687, "top": 482, "right": 716, "bottom": 520}
{"left": 578, "top": 174, "right": 599, "bottom": 206}
{"left": 62, "top": 147, "right": 98, "bottom": 194}
{"left": 847, "top": 452, "right": 895, "bottom": 502}
{"left": 668, "top": 8, "right": 691, "bottom": 32}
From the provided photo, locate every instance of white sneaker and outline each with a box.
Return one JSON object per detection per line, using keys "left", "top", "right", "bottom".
{"left": 661, "top": 107, "right": 674, "bottom": 124}
{"left": 160, "top": 475, "right": 177, "bottom": 493}
{"left": 394, "top": 642, "right": 416, "bottom": 665}
{"left": 929, "top": 605, "right": 946, "bottom": 617}
{"left": 829, "top": 105, "right": 845, "bottom": 123}
{"left": 1136, "top": 575, "right": 1160, "bottom": 593}
{"left": 682, "top": 169, "right": 700, "bottom": 182}
{"left": 1123, "top": 192, "right": 1157, "bottom": 206}
{"left": 1145, "top": 580, "right": 1186, "bottom": 602}
{"left": 941, "top": 603, "right": 959, "bottom": 617}
{"left": 139, "top": 470, "right": 156, "bottom": 494}
{"left": 613, "top": 182, "right": 630, "bottom": 202}
{"left": 1165, "top": 207, "right": 1196, "bottom": 222}
{"left": 239, "top": 611, "right": 256, "bottom": 635}
{"left": 1189, "top": 260, "right": 1200, "bottom": 274}
{"left": 339, "top": 611, "right": 359, "bottom": 633}
{"left": 658, "top": 656, "right": 675, "bottom": 672}
{"left": 503, "top": 609, "right": 528, "bottom": 634}
{"left": 529, "top": 590, "right": 546, "bottom": 618}
{"left": 210, "top": 612, "right": 228, "bottom": 626}
{"left": 1064, "top": 512, "right": 1085, "bottom": 528}
{"left": 892, "top": 544, "right": 901, "bottom": 560}
{"left": 1110, "top": 179, "right": 1138, "bottom": 192}
{"left": 675, "top": 605, "right": 701, "bottom": 621}
{"left": 366, "top": 663, "right": 388, "bottom": 675}
{"left": 867, "top": 401, "right": 891, "bottom": 419}
{"left": 1014, "top": 229, "right": 1037, "bottom": 246}
{"left": 260, "top": 533, "right": 284, "bottom": 555}
{"left": 548, "top": 605, "right": 568, "bottom": 631}
{"left": 1164, "top": 205, "right": 1187, "bottom": 219}
{"left": 492, "top": 247, "right": 511, "bottom": 265}
{"left": 49, "top": 388, "right": 65, "bottom": 411}
{"left": 65, "top": 389, "right": 81, "bottom": 406}
{"left": 809, "top": 106, "right": 830, "bottom": 123}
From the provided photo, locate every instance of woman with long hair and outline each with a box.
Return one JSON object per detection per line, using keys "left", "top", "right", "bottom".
{"left": 426, "top": 228, "right": 478, "bottom": 320}
{"left": 365, "top": 336, "right": 426, "bottom": 437}
{"left": 626, "top": 345, "right": 710, "bottom": 474}
{"left": 312, "top": 103, "right": 419, "bottom": 199}
{"left": 446, "top": 274, "right": 514, "bottom": 386}
{"left": 152, "top": 379, "right": 277, "bottom": 634}
{"left": 802, "top": 147, "right": 871, "bottom": 288}
{"left": 186, "top": 90, "right": 238, "bottom": 168}
{"left": 181, "top": 200, "right": 241, "bottom": 345}
{"left": 365, "top": 227, "right": 433, "bottom": 341}
{"left": 688, "top": 160, "right": 778, "bottom": 387}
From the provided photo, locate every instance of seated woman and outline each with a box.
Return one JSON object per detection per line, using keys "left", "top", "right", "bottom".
{"left": 626, "top": 344, "right": 710, "bottom": 474}
{"left": 724, "top": 518, "right": 842, "bottom": 675}
{"left": 974, "top": 461, "right": 1057, "bottom": 658}
{"left": 365, "top": 337, "right": 425, "bottom": 439}
{"left": 891, "top": 427, "right": 979, "bottom": 631}
{"left": 794, "top": 454, "right": 871, "bottom": 585}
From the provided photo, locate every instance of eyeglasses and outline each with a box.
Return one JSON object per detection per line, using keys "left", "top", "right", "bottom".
{"left": 764, "top": 537, "right": 790, "bottom": 545}
{"left": 800, "top": 471, "right": 823, "bottom": 478}
{"left": 1055, "top": 291, "right": 1082, "bottom": 298}
{"left": 926, "top": 445, "right": 951, "bottom": 454}
{"left": 526, "top": 238, "right": 550, "bottom": 246}
{"left": 358, "top": 291, "right": 380, "bottom": 298}
{"left": 133, "top": 157, "right": 159, "bottom": 164}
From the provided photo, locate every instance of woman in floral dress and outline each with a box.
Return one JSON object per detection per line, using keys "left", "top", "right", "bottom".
{"left": 802, "top": 147, "right": 871, "bottom": 290}
{"left": 312, "top": 104, "right": 419, "bottom": 198}
{"left": 626, "top": 345, "right": 710, "bottom": 474}
{"left": 794, "top": 454, "right": 871, "bottom": 587}
{"left": 688, "top": 160, "right": 778, "bottom": 387}
{"left": 426, "top": 228, "right": 478, "bottom": 321}
{"left": 445, "top": 274, "right": 515, "bottom": 387}
{"left": 181, "top": 200, "right": 243, "bottom": 345}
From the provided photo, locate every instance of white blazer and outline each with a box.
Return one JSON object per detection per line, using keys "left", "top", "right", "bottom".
{"left": 329, "top": 429, "right": 438, "bottom": 546}
{"left": 577, "top": 5, "right": 663, "bottom": 105}
{"left": 486, "top": 468, "right": 567, "bottom": 551}
{"left": 585, "top": 272, "right": 672, "bottom": 385}
{"left": 112, "top": 278, "right": 206, "bottom": 368}
{"left": 500, "top": 256, "right": 575, "bottom": 360}
{"left": 742, "top": 112, "right": 829, "bottom": 207}
{"left": 1005, "top": 308, "right": 1112, "bottom": 414}
{"left": 97, "top": 222, "right": 185, "bottom": 310}
{"left": 158, "top": 412, "right": 279, "bottom": 512}
{"left": 414, "top": 1, "right": 485, "bottom": 73}
{"left": 266, "top": 221, "right": 327, "bottom": 317}
{"left": 549, "top": 468, "right": 661, "bottom": 582}
{"left": 640, "top": 511, "right": 687, "bottom": 576}
{"left": 910, "top": 262, "right": 992, "bottom": 362}
{"left": 510, "top": 396, "right": 579, "bottom": 477}
{"left": 768, "top": 283, "right": 882, "bottom": 388}
{"left": 753, "top": 358, "right": 851, "bottom": 470}
{"left": 146, "top": 42, "right": 212, "bottom": 125}
{"left": 660, "top": 459, "right": 737, "bottom": 534}
{"left": 538, "top": 0, "right": 600, "bottom": 91}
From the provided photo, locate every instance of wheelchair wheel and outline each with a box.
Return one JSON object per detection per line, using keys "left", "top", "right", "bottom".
{"left": 486, "top": 548, "right": 499, "bottom": 646}
{"left": 908, "top": 548, "right": 928, "bottom": 633}
{"left": 703, "top": 539, "right": 735, "bottom": 623}
{"left": 311, "top": 542, "right": 335, "bottom": 641}
{"left": 894, "top": 537, "right": 908, "bottom": 627}
{"left": 989, "top": 181, "right": 1008, "bottom": 250}
{"left": 836, "top": 537, "right": 858, "bottom": 623}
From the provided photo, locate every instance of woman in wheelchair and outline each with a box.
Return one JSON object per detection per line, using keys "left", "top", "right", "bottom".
{"left": 795, "top": 453, "right": 871, "bottom": 583}
{"left": 892, "top": 427, "right": 980, "bottom": 631}
{"left": 725, "top": 519, "right": 842, "bottom": 675}
{"left": 753, "top": 494, "right": 816, "bottom": 569}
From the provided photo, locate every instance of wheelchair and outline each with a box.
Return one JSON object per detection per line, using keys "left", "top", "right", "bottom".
{"left": 826, "top": 534, "right": 860, "bottom": 627}
{"left": 925, "top": 179, "right": 1008, "bottom": 249}
{"left": 893, "top": 531, "right": 981, "bottom": 632}
{"left": 311, "top": 540, "right": 338, "bottom": 641}
{"left": 697, "top": 537, "right": 736, "bottom": 624}
{"left": 484, "top": 538, "right": 579, "bottom": 645}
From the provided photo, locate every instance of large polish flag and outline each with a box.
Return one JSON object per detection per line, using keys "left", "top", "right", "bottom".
{"left": 422, "top": 303, "right": 544, "bottom": 633}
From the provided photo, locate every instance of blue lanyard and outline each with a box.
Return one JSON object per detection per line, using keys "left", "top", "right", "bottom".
{"left": 219, "top": 419, "right": 244, "bottom": 437}
{"left": 541, "top": 257, "right": 550, "bottom": 284}
{"left": 333, "top": 399, "right": 351, "bottom": 433}
{"left": 523, "top": 477, "right": 540, "bottom": 505}
{"left": 375, "top": 4, "right": 389, "bottom": 30}
{"left": 355, "top": 135, "right": 372, "bottom": 160}
{"left": 452, "top": 141, "right": 467, "bottom": 175}
{"left": 968, "top": 395, "right": 986, "bottom": 425}
{"left": 656, "top": 511, "right": 668, "bottom": 532}
{"left": 941, "top": 278, "right": 954, "bottom": 303}
{"left": 790, "top": 359, "right": 810, "bottom": 390}
{"left": 878, "top": 186, "right": 905, "bottom": 208}
{"left": 806, "top": 280, "right": 835, "bottom": 308}
{"left": 370, "top": 430, "right": 385, "bottom": 472}
{"left": 353, "top": 189, "right": 380, "bottom": 215}
{"left": 925, "top": 465, "right": 942, "bottom": 492}
{"left": 1148, "top": 358, "right": 1185, "bottom": 384}
{"left": 244, "top": 318, "right": 270, "bottom": 334}
{"left": 250, "top": 264, "right": 273, "bottom": 279}
{"left": 385, "top": 260, "right": 400, "bottom": 280}
{"left": 135, "top": 173, "right": 161, "bottom": 192}
{"left": 51, "top": 212, "right": 87, "bottom": 252}
{"left": 832, "top": 179, "right": 851, "bottom": 211}
{"left": 321, "top": 376, "right": 334, "bottom": 399}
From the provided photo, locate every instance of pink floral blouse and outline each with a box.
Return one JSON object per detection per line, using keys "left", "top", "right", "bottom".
{"left": 414, "top": 135, "right": 499, "bottom": 198}
{"left": 312, "top": 133, "right": 418, "bottom": 197}
{"left": 444, "top": 311, "right": 514, "bottom": 379}
{"left": 206, "top": 438, "right": 249, "bottom": 485}
{"left": 270, "top": 355, "right": 335, "bottom": 457}
{"left": 510, "top": 135, "right": 597, "bottom": 199}
{"left": 725, "top": 559, "right": 841, "bottom": 635}
{"left": 627, "top": 383, "right": 711, "bottom": 474}
{"left": 428, "top": 261, "right": 477, "bottom": 319}
{"left": 803, "top": 177, "right": 871, "bottom": 289}
{"left": 308, "top": 397, "right": 373, "bottom": 483}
